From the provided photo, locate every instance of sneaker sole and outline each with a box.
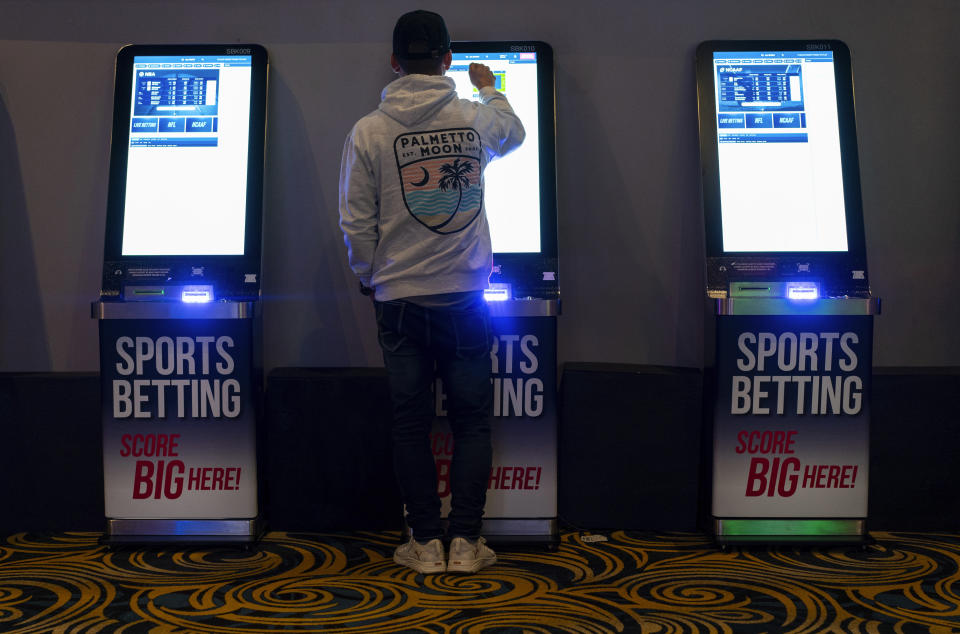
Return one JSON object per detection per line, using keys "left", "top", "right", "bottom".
{"left": 447, "top": 555, "right": 496, "bottom": 573}
{"left": 394, "top": 553, "right": 446, "bottom": 574}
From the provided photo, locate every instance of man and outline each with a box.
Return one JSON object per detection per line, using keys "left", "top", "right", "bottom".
{"left": 338, "top": 10, "right": 525, "bottom": 574}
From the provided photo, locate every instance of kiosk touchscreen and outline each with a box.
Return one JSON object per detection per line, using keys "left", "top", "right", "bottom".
{"left": 101, "top": 44, "right": 268, "bottom": 301}
{"left": 696, "top": 40, "right": 868, "bottom": 298}
{"left": 448, "top": 41, "right": 558, "bottom": 301}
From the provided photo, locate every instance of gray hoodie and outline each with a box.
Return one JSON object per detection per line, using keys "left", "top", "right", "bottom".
{"left": 339, "top": 74, "right": 525, "bottom": 301}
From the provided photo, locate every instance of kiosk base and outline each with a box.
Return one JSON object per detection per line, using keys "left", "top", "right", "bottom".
{"left": 714, "top": 518, "right": 866, "bottom": 546}
{"left": 483, "top": 518, "right": 560, "bottom": 547}
{"left": 103, "top": 518, "right": 263, "bottom": 545}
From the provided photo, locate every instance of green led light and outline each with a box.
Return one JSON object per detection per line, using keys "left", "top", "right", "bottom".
{"left": 718, "top": 519, "right": 863, "bottom": 537}
{"left": 717, "top": 297, "right": 878, "bottom": 316}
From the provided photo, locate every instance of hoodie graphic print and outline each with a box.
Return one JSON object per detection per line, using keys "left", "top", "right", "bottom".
{"left": 395, "top": 128, "right": 482, "bottom": 235}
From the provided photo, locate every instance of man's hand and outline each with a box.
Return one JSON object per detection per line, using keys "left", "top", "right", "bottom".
{"left": 469, "top": 63, "right": 496, "bottom": 90}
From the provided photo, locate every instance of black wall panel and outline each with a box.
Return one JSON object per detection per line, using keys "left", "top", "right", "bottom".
{"left": 263, "top": 368, "right": 402, "bottom": 531}
{"left": 559, "top": 363, "right": 704, "bottom": 531}
{"left": 868, "top": 369, "right": 960, "bottom": 530}
{"left": 0, "top": 373, "right": 103, "bottom": 534}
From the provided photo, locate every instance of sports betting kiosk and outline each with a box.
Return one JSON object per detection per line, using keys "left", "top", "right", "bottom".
{"left": 431, "top": 41, "right": 560, "bottom": 545}
{"left": 696, "top": 40, "right": 879, "bottom": 545}
{"left": 93, "top": 44, "right": 268, "bottom": 543}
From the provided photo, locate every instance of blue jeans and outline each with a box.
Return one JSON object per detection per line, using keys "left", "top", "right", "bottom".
{"left": 375, "top": 298, "right": 493, "bottom": 541}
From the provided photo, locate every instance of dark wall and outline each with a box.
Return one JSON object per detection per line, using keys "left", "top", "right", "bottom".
{"left": 262, "top": 368, "right": 402, "bottom": 531}
{"left": 559, "top": 364, "right": 703, "bottom": 531}
{"left": 0, "top": 373, "right": 104, "bottom": 534}
{"left": 869, "top": 369, "right": 960, "bottom": 530}
{"left": 0, "top": 1, "right": 958, "bottom": 372}
{"left": 0, "top": 94, "right": 50, "bottom": 371}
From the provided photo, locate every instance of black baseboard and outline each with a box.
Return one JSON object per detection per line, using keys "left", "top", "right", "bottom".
{"left": 262, "top": 368, "right": 403, "bottom": 531}
{"left": 868, "top": 368, "right": 960, "bottom": 530}
{"left": 559, "top": 363, "right": 703, "bottom": 531}
{"left": 0, "top": 373, "right": 104, "bottom": 534}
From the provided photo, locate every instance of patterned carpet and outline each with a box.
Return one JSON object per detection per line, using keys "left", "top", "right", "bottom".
{"left": 1, "top": 530, "right": 959, "bottom": 632}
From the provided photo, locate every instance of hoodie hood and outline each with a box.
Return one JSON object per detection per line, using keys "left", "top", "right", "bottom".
{"left": 378, "top": 74, "right": 457, "bottom": 127}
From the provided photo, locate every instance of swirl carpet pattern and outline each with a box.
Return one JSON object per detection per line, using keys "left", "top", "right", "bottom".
{"left": 1, "top": 530, "right": 959, "bottom": 632}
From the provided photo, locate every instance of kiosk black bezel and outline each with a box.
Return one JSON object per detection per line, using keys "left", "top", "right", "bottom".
{"left": 102, "top": 44, "right": 268, "bottom": 299}
{"left": 452, "top": 41, "right": 558, "bottom": 297}
{"left": 695, "top": 40, "right": 868, "bottom": 297}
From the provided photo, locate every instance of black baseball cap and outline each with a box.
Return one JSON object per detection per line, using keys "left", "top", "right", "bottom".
{"left": 392, "top": 10, "right": 450, "bottom": 60}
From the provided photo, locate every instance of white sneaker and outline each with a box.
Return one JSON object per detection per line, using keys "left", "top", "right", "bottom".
{"left": 394, "top": 537, "right": 446, "bottom": 574}
{"left": 447, "top": 536, "right": 496, "bottom": 573}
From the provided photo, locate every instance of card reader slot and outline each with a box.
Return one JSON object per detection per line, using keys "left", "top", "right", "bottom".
{"left": 730, "top": 282, "right": 781, "bottom": 298}
{"left": 731, "top": 284, "right": 774, "bottom": 296}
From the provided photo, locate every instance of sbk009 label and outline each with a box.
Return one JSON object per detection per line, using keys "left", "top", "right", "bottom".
{"left": 394, "top": 128, "right": 483, "bottom": 234}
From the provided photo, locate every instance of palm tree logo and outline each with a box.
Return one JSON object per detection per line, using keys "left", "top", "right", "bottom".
{"left": 435, "top": 158, "right": 475, "bottom": 229}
